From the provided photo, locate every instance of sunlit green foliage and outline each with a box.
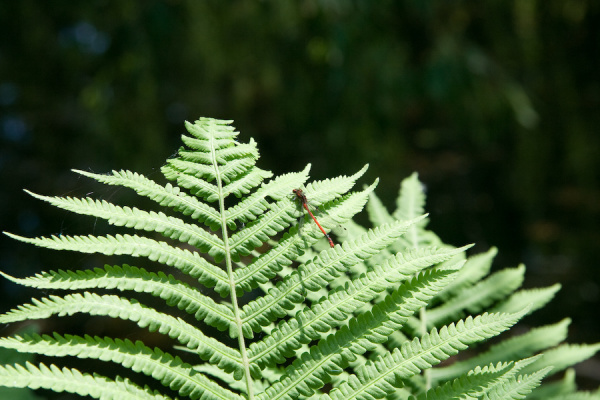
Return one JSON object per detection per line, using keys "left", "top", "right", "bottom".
{"left": 1, "top": 118, "right": 598, "bottom": 399}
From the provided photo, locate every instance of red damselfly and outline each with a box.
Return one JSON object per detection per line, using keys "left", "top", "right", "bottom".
{"left": 293, "top": 188, "right": 335, "bottom": 248}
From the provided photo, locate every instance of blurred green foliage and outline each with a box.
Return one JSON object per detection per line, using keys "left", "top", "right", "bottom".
{"left": 1, "top": 0, "right": 599, "bottom": 388}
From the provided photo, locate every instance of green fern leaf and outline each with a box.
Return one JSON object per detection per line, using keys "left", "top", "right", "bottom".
{"left": 227, "top": 180, "right": 375, "bottom": 297}
{"left": 393, "top": 172, "right": 427, "bottom": 225}
{"left": 162, "top": 155, "right": 271, "bottom": 202}
{"left": 482, "top": 366, "right": 553, "bottom": 400}
{"left": 0, "top": 362, "right": 174, "bottom": 400}
{"left": 520, "top": 343, "right": 600, "bottom": 377}
{"left": 240, "top": 217, "right": 434, "bottom": 336}
{"left": 303, "top": 164, "right": 370, "bottom": 205}
{"left": 366, "top": 190, "right": 395, "bottom": 227}
{"left": 529, "top": 368, "right": 577, "bottom": 400}
{"left": 72, "top": 168, "right": 223, "bottom": 230}
{"left": 224, "top": 165, "right": 311, "bottom": 229}
{"left": 257, "top": 268, "right": 461, "bottom": 400}
{"left": 423, "top": 265, "right": 525, "bottom": 328}
{"left": 2, "top": 117, "right": 597, "bottom": 400}
{"left": 431, "top": 318, "right": 571, "bottom": 382}
{"left": 414, "top": 359, "right": 519, "bottom": 400}
{"left": 4, "top": 232, "right": 229, "bottom": 288}
{"left": 491, "top": 284, "right": 562, "bottom": 314}
{"left": 0, "top": 293, "right": 244, "bottom": 376}
{"left": 161, "top": 118, "right": 272, "bottom": 202}
{"left": 325, "top": 308, "right": 529, "bottom": 400}
{"left": 0, "top": 265, "right": 236, "bottom": 335}
{"left": 24, "top": 190, "right": 226, "bottom": 257}
{"left": 0, "top": 333, "right": 241, "bottom": 399}
{"left": 248, "top": 247, "right": 469, "bottom": 368}
{"left": 436, "top": 246, "right": 497, "bottom": 300}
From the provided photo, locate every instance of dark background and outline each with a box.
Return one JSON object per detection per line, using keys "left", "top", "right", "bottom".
{"left": 1, "top": 0, "right": 599, "bottom": 392}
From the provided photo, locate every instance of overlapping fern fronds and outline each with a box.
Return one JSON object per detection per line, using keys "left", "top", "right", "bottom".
{"left": 1, "top": 117, "right": 598, "bottom": 400}
{"left": 359, "top": 173, "right": 600, "bottom": 400}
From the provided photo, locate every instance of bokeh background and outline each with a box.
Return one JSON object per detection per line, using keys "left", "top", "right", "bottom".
{"left": 1, "top": 0, "right": 599, "bottom": 393}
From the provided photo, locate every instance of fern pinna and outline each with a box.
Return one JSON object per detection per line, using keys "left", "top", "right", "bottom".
{"left": 1, "top": 117, "right": 599, "bottom": 400}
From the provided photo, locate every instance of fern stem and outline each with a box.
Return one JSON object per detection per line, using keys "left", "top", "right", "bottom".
{"left": 212, "top": 142, "right": 255, "bottom": 400}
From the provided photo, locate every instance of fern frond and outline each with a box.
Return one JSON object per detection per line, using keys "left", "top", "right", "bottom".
{"left": 427, "top": 356, "right": 544, "bottom": 400}
{"left": 173, "top": 138, "right": 257, "bottom": 165}
{"left": 240, "top": 217, "right": 431, "bottom": 335}
{"left": 423, "top": 265, "right": 525, "bottom": 328}
{"left": 258, "top": 268, "right": 460, "bottom": 400}
{"left": 520, "top": 343, "right": 600, "bottom": 377}
{"left": 366, "top": 191, "right": 395, "bottom": 227}
{"left": 324, "top": 308, "right": 529, "bottom": 400}
{"left": 345, "top": 224, "right": 392, "bottom": 275}
{"left": 72, "top": 168, "right": 223, "bottom": 230}
{"left": 160, "top": 118, "right": 273, "bottom": 202}
{"left": 221, "top": 168, "right": 275, "bottom": 200}
{"left": 386, "top": 172, "right": 451, "bottom": 254}
{"left": 0, "top": 293, "right": 245, "bottom": 377}
{"left": 431, "top": 318, "right": 571, "bottom": 382}
{"left": 3, "top": 118, "right": 597, "bottom": 399}
{"left": 163, "top": 160, "right": 271, "bottom": 202}
{"left": 0, "top": 362, "right": 174, "bottom": 400}
{"left": 217, "top": 144, "right": 263, "bottom": 168}
{"left": 183, "top": 117, "right": 237, "bottom": 139}
{"left": 482, "top": 366, "right": 553, "bottom": 400}
{"left": 436, "top": 246, "right": 497, "bottom": 299}
{"left": 0, "top": 333, "right": 242, "bottom": 400}
{"left": 529, "top": 368, "right": 576, "bottom": 400}
{"left": 248, "top": 248, "right": 469, "bottom": 368}
{"left": 393, "top": 172, "right": 427, "bottom": 225}
{"left": 228, "top": 198, "right": 297, "bottom": 258}
{"left": 166, "top": 156, "right": 256, "bottom": 185}
{"left": 0, "top": 265, "right": 236, "bottom": 335}
{"left": 415, "top": 359, "right": 517, "bottom": 400}
{"left": 227, "top": 181, "right": 377, "bottom": 297}
{"left": 3, "top": 232, "right": 229, "bottom": 289}
{"left": 302, "top": 164, "right": 369, "bottom": 206}
{"left": 23, "top": 190, "right": 226, "bottom": 258}
{"left": 223, "top": 165, "right": 311, "bottom": 228}
{"left": 179, "top": 118, "right": 256, "bottom": 164}
{"left": 491, "top": 284, "right": 562, "bottom": 314}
